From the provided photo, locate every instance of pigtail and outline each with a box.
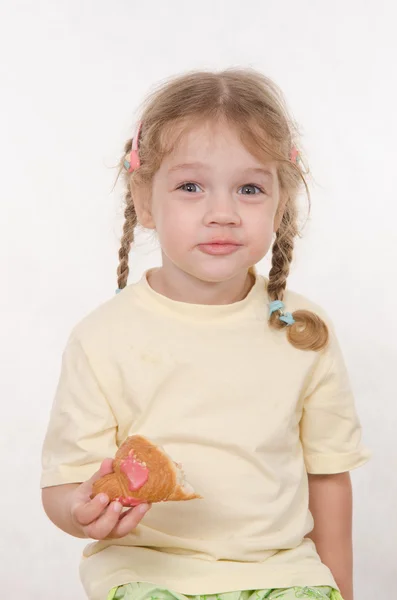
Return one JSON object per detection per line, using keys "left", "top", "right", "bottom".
{"left": 117, "top": 139, "right": 138, "bottom": 291}
{"left": 268, "top": 202, "right": 329, "bottom": 351}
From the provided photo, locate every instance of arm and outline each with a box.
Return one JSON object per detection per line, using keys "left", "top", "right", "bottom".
{"left": 40, "top": 335, "right": 152, "bottom": 540}
{"left": 307, "top": 472, "right": 353, "bottom": 600}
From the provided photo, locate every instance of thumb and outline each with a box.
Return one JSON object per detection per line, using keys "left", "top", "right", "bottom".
{"left": 99, "top": 458, "right": 114, "bottom": 477}
{"left": 80, "top": 458, "right": 115, "bottom": 495}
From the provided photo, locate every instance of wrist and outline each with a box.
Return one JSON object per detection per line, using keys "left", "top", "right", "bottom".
{"left": 42, "top": 484, "right": 88, "bottom": 539}
{"left": 66, "top": 487, "right": 89, "bottom": 538}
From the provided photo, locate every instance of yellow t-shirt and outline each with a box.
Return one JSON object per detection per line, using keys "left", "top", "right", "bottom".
{"left": 41, "top": 271, "right": 370, "bottom": 600}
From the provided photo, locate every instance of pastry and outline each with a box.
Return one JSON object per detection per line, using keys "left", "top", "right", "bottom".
{"left": 91, "top": 435, "right": 201, "bottom": 506}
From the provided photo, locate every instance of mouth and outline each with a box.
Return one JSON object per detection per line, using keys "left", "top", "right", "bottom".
{"left": 197, "top": 240, "right": 243, "bottom": 256}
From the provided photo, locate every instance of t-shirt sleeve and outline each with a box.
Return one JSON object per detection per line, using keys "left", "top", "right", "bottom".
{"left": 300, "top": 322, "right": 371, "bottom": 475}
{"left": 40, "top": 332, "right": 118, "bottom": 488}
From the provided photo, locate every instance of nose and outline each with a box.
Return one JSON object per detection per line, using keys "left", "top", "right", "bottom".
{"left": 203, "top": 192, "right": 241, "bottom": 227}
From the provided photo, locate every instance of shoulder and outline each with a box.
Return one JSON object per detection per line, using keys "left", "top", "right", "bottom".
{"left": 280, "top": 285, "right": 333, "bottom": 328}
{"left": 67, "top": 280, "right": 144, "bottom": 350}
{"left": 279, "top": 283, "right": 344, "bottom": 361}
{"left": 262, "top": 277, "right": 339, "bottom": 343}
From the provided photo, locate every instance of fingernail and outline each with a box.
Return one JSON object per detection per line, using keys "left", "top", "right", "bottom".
{"left": 98, "top": 494, "right": 108, "bottom": 504}
{"left": 113, "top": 502, "right": 122, "bottom": 513}
{"left": 139, "top": 503, "right": 150, "bottom": 514}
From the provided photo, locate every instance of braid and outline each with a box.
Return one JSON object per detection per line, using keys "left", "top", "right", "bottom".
{"left": 117, "top": 186, "right": 137, "bottom": 290}
{"left": 117, "top": 138, "right": 138, "bottom": 291}
{"left": 267, "top": 204, "right": 297, "bottom": 303}
{"left": 268, "top": 202, "right": 329, "bottom": 351}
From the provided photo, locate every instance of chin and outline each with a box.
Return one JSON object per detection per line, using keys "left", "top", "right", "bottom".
{"left": 185, "top": 261, "right": 250, "bottom": 284}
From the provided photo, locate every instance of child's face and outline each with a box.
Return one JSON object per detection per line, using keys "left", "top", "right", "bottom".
{"left": 140, "top": 121, "right": 282, "bottom": 283}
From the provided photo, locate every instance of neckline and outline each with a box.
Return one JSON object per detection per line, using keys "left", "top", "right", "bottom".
{"left": 133, "top": 268, "right": 268, "bottom": 321}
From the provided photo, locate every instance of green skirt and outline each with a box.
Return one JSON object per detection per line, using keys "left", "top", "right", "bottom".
{"left": 107, "top": 582, "right": 343, "bottom": 600}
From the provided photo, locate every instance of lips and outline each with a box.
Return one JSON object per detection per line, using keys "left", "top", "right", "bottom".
{"left": 198, "top": 240, "right": 243, "bottom": 256}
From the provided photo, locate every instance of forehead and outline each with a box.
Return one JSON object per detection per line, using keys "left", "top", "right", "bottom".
{"left": 161, "top": 119, "right": 277, "bottom": 173}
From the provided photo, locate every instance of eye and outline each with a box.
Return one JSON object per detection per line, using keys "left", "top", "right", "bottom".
{"left": 177, "top": 182, "right": 203, "bottom": 193}
{"left": 238, "top": 184, "right": 264, "bottom": 195}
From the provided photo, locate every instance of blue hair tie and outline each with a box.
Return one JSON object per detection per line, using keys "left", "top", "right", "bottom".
{"left": 269, "top": 300, "right": 295, "bottom": 327}
{"left": 279, "top": 312, "right": 295, "bottom": 326}
{"left": 269, "top": 300, "right": 285, "bottom": 316}
{"left": 115, "top": 288, "right": 122, "bottom": 294}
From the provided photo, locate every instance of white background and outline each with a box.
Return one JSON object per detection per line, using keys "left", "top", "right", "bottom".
{"left": 1, "top": 1, "right": 396, "bottom": 598}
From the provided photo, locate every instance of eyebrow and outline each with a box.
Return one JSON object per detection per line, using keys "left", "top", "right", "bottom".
{"left": 168, "top": 163, "right": 274, "bottom": 178}
{"left": 243, "top": 167, "right": 274, "bottom": 179}
{"left": 168, "top": 162, "right": 209, "bottom": 173}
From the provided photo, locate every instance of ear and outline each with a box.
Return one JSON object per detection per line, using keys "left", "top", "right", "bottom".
{"left": 274, "top": 193, "right": 288, "bottom": 232}
{"left": 131, "top": 183, "right": 156, "bottom": 230}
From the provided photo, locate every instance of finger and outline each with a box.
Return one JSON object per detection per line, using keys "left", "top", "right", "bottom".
{"left": 84, "top": 501, "right": 125, "bottom": 540}
{"left": 87, "top": 458, "right": 114, "bottom": 484}
{"left": 72, "top": 493, "right": 110, "bottom": 527}
{"left": 109, "top": 503, "right": 151, "bottom": 539}
{"left": 78, "top": 458, "right": 114, "bottom": 498}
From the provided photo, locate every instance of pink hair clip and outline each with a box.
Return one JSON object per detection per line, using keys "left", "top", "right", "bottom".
{"left": 290, "top": 146, "right": 299, "bottom": 164}
{"left": 123, "top": 121, "right": 142, "bottom": 173}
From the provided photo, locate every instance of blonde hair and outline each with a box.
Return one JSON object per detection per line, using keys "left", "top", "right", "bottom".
{"left": 117, "top": 68, "right": 328, "bottom": 352}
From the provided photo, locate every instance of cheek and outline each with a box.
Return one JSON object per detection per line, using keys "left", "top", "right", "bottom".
{"left": 246, "top": 204, "right": 276, "bottom": 239}
{"left": 242, "top": 207, "right": 275, "bottom": 261}
{"left": 252, "top": 223, "right": 274, "bottom": 255}
{"left": 152, "top": 200, "right": 197, "bottom": 244}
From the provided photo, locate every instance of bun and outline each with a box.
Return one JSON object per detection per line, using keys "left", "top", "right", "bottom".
{"left": 91, "top": 435, "right": 201, "bottom": 506}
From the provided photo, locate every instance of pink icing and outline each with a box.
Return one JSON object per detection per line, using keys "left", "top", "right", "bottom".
{"left": 120, "top": 451, "right": 149, "bottom": 492}
{"left": 116, "top": 496, "right": 146, "bottom": 507}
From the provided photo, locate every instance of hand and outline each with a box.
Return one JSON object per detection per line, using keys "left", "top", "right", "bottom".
{"left": 69, "top": 458, "right": 151, "bottom": 540}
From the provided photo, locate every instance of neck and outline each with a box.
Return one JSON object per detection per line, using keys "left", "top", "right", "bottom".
{"left": 147, "top": 264, "right": 255, "bottom": 306}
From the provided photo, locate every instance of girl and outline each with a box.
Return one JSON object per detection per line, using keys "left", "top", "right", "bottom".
{"left": 41, "top": 69, "right": 370, "bottom": 600}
